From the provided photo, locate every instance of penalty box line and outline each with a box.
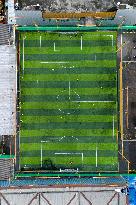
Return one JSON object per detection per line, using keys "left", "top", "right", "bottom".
{"left": 22, "top": 36, "right": 26, "bottom": 75}
{"left": 72, "top": 101, "right": 115, "bottom": 103}
{"left": 55, "top": 152, "right": 84, "bottom": 164}
{"left": 40, "top": 62, "right": 70, "bottom": 64}
{"left": 104, "top": 34, "right": 114, "bottom": 47}
{"left": 89, "top": 34, "right": 114, "bottom": 47}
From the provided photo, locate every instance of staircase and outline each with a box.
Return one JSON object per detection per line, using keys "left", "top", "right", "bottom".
{"left": 0, "top": 158, "right": 14, "bottom": 180}
{"left": 0, "top": 24, "right": 10, "bottom": 45}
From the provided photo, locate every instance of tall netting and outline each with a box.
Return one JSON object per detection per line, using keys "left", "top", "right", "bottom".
{"left": 19, "top": 31, "right": 118, "bottom": 172}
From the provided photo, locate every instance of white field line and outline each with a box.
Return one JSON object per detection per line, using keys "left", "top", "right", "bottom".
{"left": 22, "top": 36, "right": 26, "bottom": 75}
{"left": 96, "top": 146, "right": 98, "bottom": 167}
{"left": 40, "top": 62, "right": 70, "bottom": 64}
{"left": 81, "top": 153, "right": 83, "bottom": 165}
{"left": 59, "top": 136, "right": 78, "bottom": 142}
{"left": 111, "top": 35, "right": 113, "bottom": 47}
{"left": 95, "top": 55, "right": 96, "bottom": 61}
{"left": 59, "top": 136, "right": 66, "bottom": 142}
{"left": 72, "top": 136, "right": 78, "bottom": 141}
{"left": 104, "top": 34, "right": 113, "bottom": 47}
{"left": 23, "top": 37, "right": 24, "bottom": 74}
{"left": 90, "top": 34, "right": 113, "bottom": 38}
{"left": 55, "top": 152, "right": 84, "bottom": 164}
{"left": 54, "top": 42, "right": 56, "bottom": 51}
{"left": 53, "top": 42, "right": 60, "bottom": 52}
{"left": 55, "top": 152, "right": 82, "bottom": 155}
{"left": 69, "top": 81, "right": 71, "bottom": 100}
{"left": 40, "top": 36, "right": 41, "bottom": 47}
{"left": 72, "top": 101, "right": 115, "bottom": 103}
{"left": 81, "top": 36, "right": 83, "bottom": 50}
{"left": 113, "top": 115, "right": 114, "bottom": 139}
{"left": 40, "top": 143, "right": 43, "bottom": 167}
{"left": 40, "top": 140, "right": 48, "bottom": 167}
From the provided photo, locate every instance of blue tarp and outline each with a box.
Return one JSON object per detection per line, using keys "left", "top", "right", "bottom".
{"left": 125, "top": 176, "right": 136, "bottom": 205}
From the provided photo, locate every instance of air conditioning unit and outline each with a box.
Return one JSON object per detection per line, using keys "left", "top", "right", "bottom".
{"left": 119, "top": 4, "right": 133, "bottom": 9}
{"left": 119, "top": 4, "right": 126, "bottom": 9}
{"left": 134, "top": 3, "right": 136, "bottom": 8}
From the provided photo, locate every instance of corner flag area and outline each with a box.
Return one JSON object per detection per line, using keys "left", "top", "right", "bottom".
{"left": 19, "top": 31, "right": 118, "bottom": 172}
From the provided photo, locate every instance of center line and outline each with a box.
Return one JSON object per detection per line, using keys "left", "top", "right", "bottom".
{"left": 72, "top": 101, "right": 115, "bottom": 103}
{"left": 54, "top": 42, "right": 56, "bottom": 51}
{"left": 22, "top": 36, "right": 26, "bottom": 75}
{"left": 40, "top": 62, "right": 70, "bottom": 64}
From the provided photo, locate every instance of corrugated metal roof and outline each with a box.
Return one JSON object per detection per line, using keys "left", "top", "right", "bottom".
{"left": 97, "top": 9, "right": 136, "bottom": 26}
{"left": 13, "top": 9, "right": 136, "bottom": 26}
{"left": 0, "top": 45, "right": 16, "bottom": 136}
{"left": 0, "top": 183, "right": 128, "bottom": 205}
{"left": 0, "top": 177, "right": 126, "bottom": 187}
{"left": 14, "top": 10, "right": 82, "bottom": 26}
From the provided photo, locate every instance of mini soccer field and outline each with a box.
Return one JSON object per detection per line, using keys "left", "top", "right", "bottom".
{"left": 19, "top": 31, "right": 118, "bottom": 172}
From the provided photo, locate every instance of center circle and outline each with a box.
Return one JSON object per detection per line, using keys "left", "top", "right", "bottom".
{"left": 56, "top": 89, "right": 80, "bottom": 115}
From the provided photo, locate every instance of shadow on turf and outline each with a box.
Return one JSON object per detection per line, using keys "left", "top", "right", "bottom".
{"left": 21, "top": 159, "right": 57, "bottom": 171}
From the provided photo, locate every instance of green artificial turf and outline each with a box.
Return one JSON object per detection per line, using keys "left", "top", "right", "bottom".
{"left": 19, "top": 31, "right": 118, "bottom": 172}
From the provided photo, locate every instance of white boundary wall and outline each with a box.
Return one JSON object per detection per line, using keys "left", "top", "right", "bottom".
{"left": 0, "top": 45, "right": 16, "bottom": 135}
{"left": 8, "top": 0, "right": 16, "bottom": 24}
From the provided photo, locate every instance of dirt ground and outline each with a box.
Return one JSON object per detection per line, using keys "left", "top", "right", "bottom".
{"left": 119, "top": 32, "right": 136, "bottom": 171}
